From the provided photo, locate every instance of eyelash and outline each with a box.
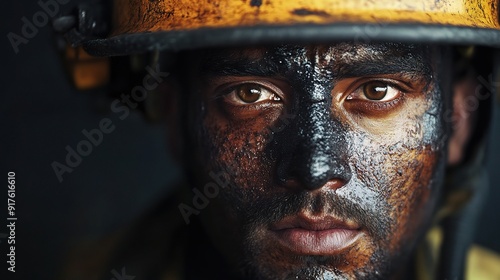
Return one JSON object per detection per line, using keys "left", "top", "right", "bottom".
{"left": 350, "top": 96, "right": 403, "bottom": 112}
{"left": 352, "top": 83, "right": 402, "bottom": 100}
{"left": 215, "top": 83, "right": 283, "bottom": 105}
{"left": 343, "top": 80, "right": 408, "bottom": 112}
{"left": 210, "top": 78, "right": 410, "bottom": 117}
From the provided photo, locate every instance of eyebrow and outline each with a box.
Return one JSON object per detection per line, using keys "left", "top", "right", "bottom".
{"left": 199, "top": 45, "right": 432, "bottom": 80}
{"left": 201, "top": 57, "right": 282, "bottom": 77}
{"left": 334, "top": 58, "right": 431, "bottom": 80}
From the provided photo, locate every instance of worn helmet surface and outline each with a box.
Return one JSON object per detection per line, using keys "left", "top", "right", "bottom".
{"left": 65, "top": 0, "right": 500, "bottom": 56}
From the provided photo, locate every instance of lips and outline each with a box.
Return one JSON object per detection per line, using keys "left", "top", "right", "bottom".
{"left": 270, "top": 214, "right": 362, "bottom": 255}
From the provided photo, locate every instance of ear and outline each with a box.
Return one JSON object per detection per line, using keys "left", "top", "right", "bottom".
{"left": 447, "top": 74, "right": 478, "bottom": 166}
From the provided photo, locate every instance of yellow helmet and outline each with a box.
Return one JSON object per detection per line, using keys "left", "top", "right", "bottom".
{"left": 61, "top": 0, "right": 500, "bottom": 56}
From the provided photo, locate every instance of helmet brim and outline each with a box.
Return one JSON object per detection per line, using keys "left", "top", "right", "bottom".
{"left": 81, "top": 23, "right": 500, "bottom": 57}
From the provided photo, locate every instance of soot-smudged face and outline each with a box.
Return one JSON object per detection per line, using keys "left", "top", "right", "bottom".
{"left": 182, "top": 43, "right": 449, "bottom": 279}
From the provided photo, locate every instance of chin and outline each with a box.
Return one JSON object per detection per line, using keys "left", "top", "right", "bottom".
{"left": 240, "top": 258, "right": 392, "bottom": 280}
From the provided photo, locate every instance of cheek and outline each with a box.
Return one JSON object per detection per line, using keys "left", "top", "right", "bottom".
{"left": 347, "top": 106, "right": 445, "bottom": 251}
{"left": 200, "top": 110, "right": 279, "bottom": 196}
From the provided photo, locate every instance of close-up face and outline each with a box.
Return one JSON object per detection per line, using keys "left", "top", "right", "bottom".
{"left": 9, "top": 1, "right": 500, "bottom": 279}
{"left": 179, "top": 43, "right": 452, "bottom": 279}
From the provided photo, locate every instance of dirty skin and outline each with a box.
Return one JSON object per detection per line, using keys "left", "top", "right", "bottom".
{"left": 180, "top": 42, "right": 450, "bottom": 280}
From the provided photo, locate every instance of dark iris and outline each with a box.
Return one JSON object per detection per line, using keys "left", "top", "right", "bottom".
{"left": 363, "top": 82, "right": 388, "bottom": 100}
{"left": 237, "top": 85, "right": 262, "bottom": 103}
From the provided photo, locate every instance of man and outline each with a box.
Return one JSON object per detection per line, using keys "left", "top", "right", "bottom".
{"left": 58, "top": 0, "right": 500, "bottom": 279}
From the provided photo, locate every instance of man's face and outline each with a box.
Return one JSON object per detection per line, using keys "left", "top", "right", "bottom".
{"left": 182, "top": 43, "right": 449, "bottom": 279}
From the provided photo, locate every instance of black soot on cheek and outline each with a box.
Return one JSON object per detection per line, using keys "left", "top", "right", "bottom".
{"left": 344, "top": 78, "right": 447, "bottom": 253}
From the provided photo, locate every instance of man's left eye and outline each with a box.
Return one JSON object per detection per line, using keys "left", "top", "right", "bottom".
{"left": 347, "top": 81, "right": 401, "bottom": 102}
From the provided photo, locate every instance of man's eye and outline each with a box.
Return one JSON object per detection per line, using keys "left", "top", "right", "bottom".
{"left": 237, "top": 85, "right": 262, "bottom": 103}
{"left": 347, "top": 81, "right": 401, "bottom": 102}
{"left": 228, "top": 84, "right": 281, "bottom": 104}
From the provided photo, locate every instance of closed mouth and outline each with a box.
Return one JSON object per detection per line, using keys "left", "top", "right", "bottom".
{"left": 269, "top": 214, "right": 362, "bottom": 255}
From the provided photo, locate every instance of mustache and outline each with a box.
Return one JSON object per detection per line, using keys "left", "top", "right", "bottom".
{"left": 237, "top": 190, "right": 392, "bottom": 241}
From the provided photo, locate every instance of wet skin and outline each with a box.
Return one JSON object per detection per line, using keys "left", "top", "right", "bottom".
{"left": 181, "top": 43, "right": 450, "bottom": 279}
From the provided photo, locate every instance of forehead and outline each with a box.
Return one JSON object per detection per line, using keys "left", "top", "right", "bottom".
{"left": 196, "top": 43, "right": 435, "bottom": 78}
{"left": 204, "top": 43, "right": 425, "bottom": 60}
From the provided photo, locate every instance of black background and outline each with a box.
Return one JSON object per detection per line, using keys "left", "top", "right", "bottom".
{"left": 1, "top": 1, "right": 499, "bottom": 279}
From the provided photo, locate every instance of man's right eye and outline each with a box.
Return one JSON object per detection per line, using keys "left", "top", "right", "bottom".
{"left": 237, "top": 84, "right": 263, "bottom": 103}
{"left": 225, "top": 83, "right": 282, "bottom": 105}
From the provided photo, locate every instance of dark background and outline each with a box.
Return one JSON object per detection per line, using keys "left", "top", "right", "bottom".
{"left": 1, "top": 1, "right": 500, "bottom": 279}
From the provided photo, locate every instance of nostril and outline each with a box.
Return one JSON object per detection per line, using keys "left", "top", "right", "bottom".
{"left": 299, "top": 155, "right": 346, "bottom": 190}
{"left": 301, "top": 170, "right": 336, "bottom": 191}
{"left": 278, "top": 177, "right": 302, "bottom": 191}
{"left": 323, "top": 179, "right": 346, "bottom": 191}
{"left": 279, "top": 177, "right": 346, "bottom": 192}
{"left": 275, "top": 151, "right": 352, "bottom": 191}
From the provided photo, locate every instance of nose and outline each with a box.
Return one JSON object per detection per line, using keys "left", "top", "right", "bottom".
{"left": 275, "top": 102, "right": 351, "bottom": 191}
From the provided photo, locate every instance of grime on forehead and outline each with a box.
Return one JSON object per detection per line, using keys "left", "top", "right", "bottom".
{"left": 182, "top": 43, "right": 449, "bottom": 279}
{"left": 199, "top": 43, "right": 432, "bottom": 79}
